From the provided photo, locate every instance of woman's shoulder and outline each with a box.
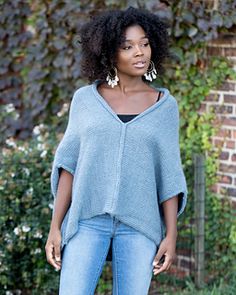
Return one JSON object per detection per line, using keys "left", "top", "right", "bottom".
{"left": 152, "top": 86, "right": 177, "bottom": 103}
{"left": 73, "top": 83, "right": 93, "bottom": 96}
{"left": 69, "top": 83, "right": 95, "bottom": 106}
{"left": 153, "top": 87, "right": 180, "bottom": 118}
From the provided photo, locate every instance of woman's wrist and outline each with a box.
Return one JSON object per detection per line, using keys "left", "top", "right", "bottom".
{"left": 50, "top": 219, "right": 61, "bottom": 231}
{"left": 162, "top": 195, "right": 178, "bottom": 242}
{"left": 165, "top": 229, "right": 178, "bottom": 241}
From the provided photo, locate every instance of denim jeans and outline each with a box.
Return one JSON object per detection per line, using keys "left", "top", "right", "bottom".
{"left": 59, "top": 213, "right": 158, "bottom": 295}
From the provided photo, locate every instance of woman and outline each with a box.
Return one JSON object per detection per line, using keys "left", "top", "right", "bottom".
{"left": 45, "top": 6, "right": 188, "bottom": 295}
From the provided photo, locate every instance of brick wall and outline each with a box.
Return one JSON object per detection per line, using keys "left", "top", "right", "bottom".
{"left": 169, "top": 28, "right": 236, "bottom": 281}
{"left": 205, "top": 29, "right": 236, "bottom": 206}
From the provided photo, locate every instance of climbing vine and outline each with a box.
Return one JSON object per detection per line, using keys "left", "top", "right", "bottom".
{"left": 0, "top": 0, "right": 236, "bottom": 293}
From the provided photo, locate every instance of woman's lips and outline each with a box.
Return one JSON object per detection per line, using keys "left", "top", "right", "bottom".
{"left": 133, "top": 61, "right": 146, "bottom": 68}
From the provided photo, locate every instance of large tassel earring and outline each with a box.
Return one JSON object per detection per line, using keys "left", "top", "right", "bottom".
{"left": 144, "top": 60, "right": 157, "bottom": 82}
{"left": 106, "top": 66, "right": 119, "bottom": 88}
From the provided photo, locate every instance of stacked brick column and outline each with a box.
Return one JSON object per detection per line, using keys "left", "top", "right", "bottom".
{"left": 205, "top": 32, "right": 236, "bottom": 207}
{"left": 168, "top": 30, "right": 236, "bottom": 280}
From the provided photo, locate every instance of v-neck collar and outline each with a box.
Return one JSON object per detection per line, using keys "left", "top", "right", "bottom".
{"left": 92, "top": 79, "right": 170, "bottom": 126}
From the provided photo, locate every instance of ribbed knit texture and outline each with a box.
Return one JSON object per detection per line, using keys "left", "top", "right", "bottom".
{"left": 51, "top": 79, "right": 188, "bottom": 251}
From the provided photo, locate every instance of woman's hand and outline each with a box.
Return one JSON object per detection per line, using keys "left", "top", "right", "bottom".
{"left": 45, "top": 227, "right": 62, "bottom": 271}
{"left": 44, "top": 169, "right": 73, "bottom": 271}
{"left": 152, "top": 235, "right": 177, "bottom": 275}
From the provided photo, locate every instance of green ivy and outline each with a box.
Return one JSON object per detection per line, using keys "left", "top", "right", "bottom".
{"left": 1, "top": 0, "right": 236, "bottom": 293}
{"left": 161, "top": 54, "right": 236, "bottom": 283}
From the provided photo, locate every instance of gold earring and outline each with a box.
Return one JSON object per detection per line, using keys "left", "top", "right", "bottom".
{"left": 106, "top": 66, "right": 119, "bottom": 88}
{"left": 144, "top": 61, "right": 157, "bottom": 82}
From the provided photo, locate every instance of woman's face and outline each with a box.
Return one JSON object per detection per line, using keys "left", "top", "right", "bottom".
{"left": 115, "top": 25, "right": 152, "bottom": 78}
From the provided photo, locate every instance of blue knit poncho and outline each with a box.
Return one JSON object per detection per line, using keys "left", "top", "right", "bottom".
{"left": 51, "top": 80, "right": 188, "bottom": 252}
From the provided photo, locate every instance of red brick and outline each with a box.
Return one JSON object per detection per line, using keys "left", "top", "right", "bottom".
{"left": 224, "top": 95, "right": 236, "bottom": 103}
{"left": 219, "top": 163, "right": 236, "bottom": 173}
{"left": 222, "top": 118, "right": 236, "bottom": 127}
{"left": 207, "top": 47, "right": 236, "bottom": 57}
{"left": 168, "top": 265, "right": 178, "bottom": 275}
{"left": 218, "top": 82, "right": 235, "bottom": 91}
{"left": 177, "top": 249, "right": 192, "bottom": 256}
{"left": 207, "top": 47, "right": 224, "bottom": 56}
{"left": 180, "top": 258, "right": 193, "bottom": 269}
{"left": 218, "top": 174, "right": 232, "bottom": 184}
{"left": 205, "top": 93, "right": 219, "bottom": 102}
{"left": 208, "top": 30, "right": 236, "bottom": 44}
{"left": 168, "top": 265, "right": 189, "bottom": 279}
{"left": 210, "top": 184, "right": 218, "bottom": 193}
{"left": 212, "top": 116, "right": 222, "bottom": 126}
{"left": 215, "top": 128, "right": 231, "bottom": 138}
{"left": 198, "top": 103, "right": 207, "bottom": 113}
{"left": 211, "top": 105, "right": 233, "bottom": 114}
{"left": 214, "top": 139, "right": 224, "bottom": 147}
{"left": 232, "top": 154, "right": 236, "bottom": 161}
{"left": 225, "top": 48, "right": 236, "bottom": 56}
{"left": 219, "top": 151, "right": 229, "bottom": 160}
{"left": 220, "top": 186, "right": 236, "bottom": 197}
{"left": 226, "top": 140, "right": 235, "bottom": 148}
{"left": 227, "top": 188, "right": 236, "bottom": 197}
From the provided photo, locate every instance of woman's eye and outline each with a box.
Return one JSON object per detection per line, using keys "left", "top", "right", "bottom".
{"left": 123, "top": 46, "right": 132, "bottom": 50}
{"left": 122, "top": 43, "right": 149, "bottom": 50}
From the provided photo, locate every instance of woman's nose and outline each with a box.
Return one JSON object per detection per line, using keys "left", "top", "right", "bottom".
{"left": 134, "top": 46, "right": 144, "bottom": 56}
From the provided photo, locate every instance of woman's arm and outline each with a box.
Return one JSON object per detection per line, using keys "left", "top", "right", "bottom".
{"left": 45, "top": 169, "right": 73, "bottom": 270}
{"left": 50, "top": 168, "right": 73, "bottom": 230}
{"left": 152, "top": 195, "right": 178, "bottom": 275}
{"left": 163, "top": 195, "right": 178, "bottom": 239}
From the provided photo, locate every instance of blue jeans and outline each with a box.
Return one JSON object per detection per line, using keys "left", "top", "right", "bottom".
{"left": 59, "top": 213, "right": 158, "bottom": 295}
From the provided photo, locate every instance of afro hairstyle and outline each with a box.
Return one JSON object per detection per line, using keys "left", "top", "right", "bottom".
{"left": 79, "top": 6, "right": 170, "bottom": 83}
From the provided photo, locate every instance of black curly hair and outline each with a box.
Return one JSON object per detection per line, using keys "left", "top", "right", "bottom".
{"left": 79, "top": 6, "right": 170, "bottom": 83}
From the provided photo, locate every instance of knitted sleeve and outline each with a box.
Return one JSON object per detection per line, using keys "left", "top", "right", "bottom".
{"left": 50, "top": 90, "right": 80, "bottom": 201}
{"left": 156, "top": 97, "right": 188, "bottom": 218}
